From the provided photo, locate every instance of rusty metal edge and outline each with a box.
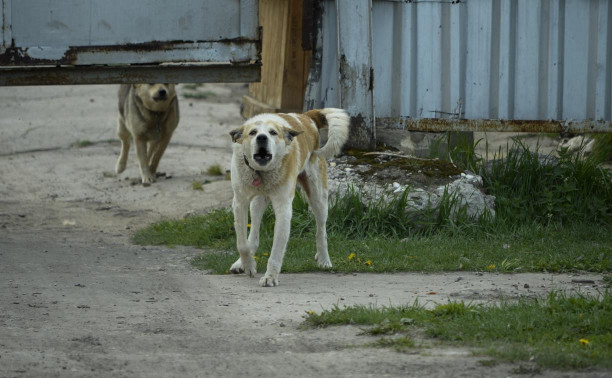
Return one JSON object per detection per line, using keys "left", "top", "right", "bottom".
{"left": 0, "top": 64, "right": 261, "bottom": 86}
{"left": 0, "top": 39, "right": 261, "bottom": 66}
{"left": 377, "top": 117, "right": 612, "bottom": 134}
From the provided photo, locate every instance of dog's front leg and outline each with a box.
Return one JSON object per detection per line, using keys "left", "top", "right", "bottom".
{"left": 230, "top": 196, "right": 266, "bottom": 274}
{"left": 115, "top": 117, "right": 130, "bottom": 174}
{"left": 260, "top": 195, "right": 293, "bottom": 287}
{"left": 231, "top": 195, "right": 257, "bottom": 277}
{"left": 134, "top": 137, "right": 155, "bottom": 184}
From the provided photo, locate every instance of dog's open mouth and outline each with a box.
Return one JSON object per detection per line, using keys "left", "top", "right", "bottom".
{"left": 253, "top": 150, "right": 272, "bottom": 165}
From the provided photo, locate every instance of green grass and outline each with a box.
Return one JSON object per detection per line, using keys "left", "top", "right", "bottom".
{"left": 480, "top": 140, "right": 611, "bottom": 225}
{"left": 593, "top": 134, "right": 612, "bottom": 163}
{"left": 132, "top": 201, "right": 611, "bottom": 274}
{"left": 75, "top": 140, "right": 94, "bottom": 148}
{"left": 191, "top": 181, "right": 204, "bottom": 191}
{"left": 182, "top": 83, "right": 203, "bottom": 90}
{"left": 205, "top": 164, "right": 224, "bottom": 176}
{"left": 132, "top": 137, "right": 612, "bottom": 274}
{"left": 302, "top": 292, "right": 612, "bottom": 370}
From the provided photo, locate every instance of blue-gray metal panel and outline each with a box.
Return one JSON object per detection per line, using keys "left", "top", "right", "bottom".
{"left": 1, "top": 0, "right": 12, "bottom": 47}
{"left": 320, "top": 1, "right": 340, "bottom": 108}
{"left": 307, "top": 0, "right": 612, "bottom": 129}
{"left": 337, "top": 0, "right": 375, "bottom": 148}
{"left": 10, "top": 0, "right": 246, "bottom": 46}
{"left": 1, "top": 0, "right": 259, "bottom": 66}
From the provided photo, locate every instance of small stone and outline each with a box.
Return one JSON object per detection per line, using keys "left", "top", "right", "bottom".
{"left": 524, "top": 284, "right": 530, "bottom": 289}
{"left": 455, "top": 277, "right": 463, "bottom": 282}
{"left": 400, "top": 318, "right": 414, "bottom": 325}
{"left": 392, "top": 182, "right": 400, "bottom": 188}
{"left": 503, "top": 243, "right": 510, "bottom": 249}
{"left": 279, "top": 322, "right": 286, "bottom": 327}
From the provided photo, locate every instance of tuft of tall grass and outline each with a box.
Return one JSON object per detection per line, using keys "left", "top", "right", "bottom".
{"left": 480, "top": 140, "right": 611, "bottom": 225}
{"left": 592, "top": 134, "right": 612, "bottom": 163}
{"left": 437, "top": 133, "right": 611, "bottom": 226}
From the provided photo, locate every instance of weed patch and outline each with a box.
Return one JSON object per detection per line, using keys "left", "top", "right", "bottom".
{"left": 205, "top": 164, "right": 224, "bottom": 176}
{"left": 302, "top": 292, "right": 612, "bottom": 370}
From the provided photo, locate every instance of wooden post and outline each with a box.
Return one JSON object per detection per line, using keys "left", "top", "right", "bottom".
{"left": 242, "top": 0, "right": 312, "bottom": 118}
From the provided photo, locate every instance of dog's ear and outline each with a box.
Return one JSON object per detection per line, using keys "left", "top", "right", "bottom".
{"left": 229, "top": 126, "right": 245, "bottom": 143}
{"left": 283, "top": 128, "right": 303, "bottom": 144}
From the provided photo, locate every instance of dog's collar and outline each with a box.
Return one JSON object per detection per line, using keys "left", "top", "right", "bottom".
{"left": 244, "top": 155, "right": 262, "bottom": 187}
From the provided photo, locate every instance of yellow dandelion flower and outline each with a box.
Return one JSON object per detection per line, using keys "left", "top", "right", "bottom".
{"left": 365, "top": 260, "right": 372, "bottom": 266}
{"left": 306, "top": 310, "right": 314, "bottom": 315}
{"left": 247, "top": 223, "right": 251, "bottom": 228}
{"left": 487, "top": 264, "right": 496, "bottom": 270}
{"left": 579, "top": 338, "right": 590, "bottom": 345}
{"left": 253, "top": 255, "right": 258, "bottom": 260}
{"left": 348, "top": 253, "right": 356, "bottom": 260}
{"left": 263, "top": 252, "right": 269, "bottom": 257}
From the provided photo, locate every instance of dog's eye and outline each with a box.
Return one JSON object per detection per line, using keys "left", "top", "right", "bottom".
{"left": 269, "top": 130, "right": 277, "bottom": 136}
{"left": 249, "top": 130, "right": 257, "bottom": 136}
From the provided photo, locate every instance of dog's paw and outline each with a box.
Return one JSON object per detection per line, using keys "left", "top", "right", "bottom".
{"left": 229, "top": 259, "right": 244, "bottom": 274}
{"left": 115, "top": 161, "right": 126, "bottom": 174}
{"left": 141, "top": 174, "right": 156, "bottom": 185}
{"left": 259, "top": 273, "right": 278, "bottom": 287}
{"left": 315, "top": 253, "right": 333, "bottom": 269}
{"left": 230, "top": 257, "right": 257, "bottom": 277}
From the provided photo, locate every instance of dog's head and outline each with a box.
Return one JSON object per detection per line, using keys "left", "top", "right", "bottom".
{"left": 230, "top": 117, "right": 302, "bottom": 171}
{"left": 134, "top": 84, "right": 176, "bottom": 111}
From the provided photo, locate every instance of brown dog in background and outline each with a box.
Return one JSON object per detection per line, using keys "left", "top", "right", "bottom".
{"left": 115, "top": 84, "right": 179, "bottom": 185}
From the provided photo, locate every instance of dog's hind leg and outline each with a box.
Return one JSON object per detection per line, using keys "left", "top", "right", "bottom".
{"left": 231, "top": 195, "right": 257, "bottom": 277}
{"left": 148, "top": 134, "right": 172, "bottom": 175}
{"left": 302, "top": 161, "right": 332, "bottom": 268}
{"left": 260, "top": 193, "right": 293, "bottom": 287}
{"left": 230, "top": 196, "right": 267, "bottom": 273}
{"left": 115, "top": 117, "right": 130, "bottom": 174}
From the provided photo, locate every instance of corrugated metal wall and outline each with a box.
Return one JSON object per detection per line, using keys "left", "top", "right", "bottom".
{"left": 305, "top": 0, "right": 612, "bottom": 129}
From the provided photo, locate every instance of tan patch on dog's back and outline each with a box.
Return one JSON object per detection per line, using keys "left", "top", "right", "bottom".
{"left": 304, "top": 109, "right": 328, "bottom": 130}
{"left": 277, "top": 114, "right": 318, "bottom": 169}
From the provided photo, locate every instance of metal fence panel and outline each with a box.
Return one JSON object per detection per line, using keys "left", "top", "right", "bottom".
{"left": 305, "top": 0, "right": 612, "bottom": 135}
{"left": 0, "top": 0, "right": 260, "bottom": 84}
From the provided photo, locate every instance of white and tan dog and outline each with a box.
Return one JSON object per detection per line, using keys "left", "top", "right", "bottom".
{"left": 229, "top": 108, "right": 350, "bottom": 286}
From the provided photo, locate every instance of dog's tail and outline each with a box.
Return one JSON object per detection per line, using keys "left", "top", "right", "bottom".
{"left": 305, "top": 108, "right": 350, "bottom": 159}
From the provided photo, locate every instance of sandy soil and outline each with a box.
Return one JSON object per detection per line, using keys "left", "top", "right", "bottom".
{"left": 0, "top": 84, "right": 608, "bottom": 377}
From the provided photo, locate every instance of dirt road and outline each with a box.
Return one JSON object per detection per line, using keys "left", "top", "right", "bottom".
{"left": 0, "top": 85, "right": 606, "bottom": 377}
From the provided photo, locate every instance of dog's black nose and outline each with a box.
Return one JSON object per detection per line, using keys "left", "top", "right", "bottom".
{"left": 158, "top": 89, "right": 167, "bottom": 98}
{"left": 256, "top": 134, "right": 267, "bottom": 143}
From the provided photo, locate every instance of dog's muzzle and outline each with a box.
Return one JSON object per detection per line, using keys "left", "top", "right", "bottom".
{"left": 253, "top": 135, "right": 272, "bottom": 165}
{"left": 253, "top": 148, "right": 272, "bottom": 165}
{"left": 153, "top": 89, "right": 168, "bottom": 102}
